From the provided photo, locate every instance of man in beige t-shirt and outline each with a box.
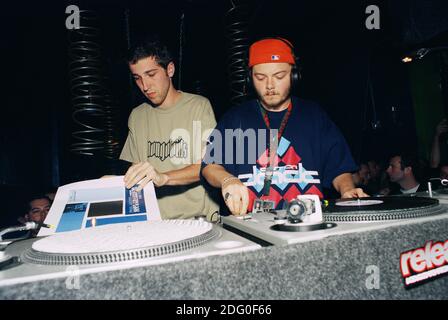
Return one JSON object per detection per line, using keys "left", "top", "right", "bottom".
{"left": 120, "top": 37, "right": 218, "bottom": 219}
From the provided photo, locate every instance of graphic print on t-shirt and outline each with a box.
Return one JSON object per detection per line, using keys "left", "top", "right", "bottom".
{"left": 237, "top": 137, "right": 323, "bottom": 210}
{"left": 147, "top": 137, "right": 188, "bottom": 161}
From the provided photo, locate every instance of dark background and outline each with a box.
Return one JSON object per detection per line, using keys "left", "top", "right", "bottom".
{"left": 1, "top": 0, "right": 447, "bottom": 227}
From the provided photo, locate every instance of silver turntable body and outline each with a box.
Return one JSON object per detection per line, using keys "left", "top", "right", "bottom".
{"left": 0, "top": 220, "right": 260, "bottom": 287}
{"left": 223, "top": 199, "right": 448, "bottom": 245}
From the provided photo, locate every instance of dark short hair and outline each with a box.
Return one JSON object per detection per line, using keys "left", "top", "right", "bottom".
{"left": 390, "top": 153, "right": 425, "bottom": 182}
{"left": 27, "top": 195, "right": 51, "bottom": 212}
{"left": 127, "top": 37, "right": 173, "bottom": 69}
{"left": 398, "top": 154, "right": 418, "bottom": 171}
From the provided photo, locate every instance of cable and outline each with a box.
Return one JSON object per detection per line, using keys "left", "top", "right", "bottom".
{"left": 178, "top": 13, "right": 185, "bottom": 90}
{"left": 225, "top": 0, "right": 250, "bottom": 106}
{"left": 0, "top": 222, "right": 39, "bottom": 241}
{"left": 68, "top": 10, "right": 121, "bottom": 159}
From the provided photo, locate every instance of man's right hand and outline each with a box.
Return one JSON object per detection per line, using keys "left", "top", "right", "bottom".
{"left": 124, "top": 162, "right": 168, "bottom": 191}
{"left": 221, "top": 177, "right": 249, "bottom": 216}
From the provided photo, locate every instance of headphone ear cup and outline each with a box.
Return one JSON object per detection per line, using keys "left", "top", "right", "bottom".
{"left": 295, "top": 55, "right": 302, "bottom": 81}
{"left": 291, "top": 65, "right": 299, "bottom": 91}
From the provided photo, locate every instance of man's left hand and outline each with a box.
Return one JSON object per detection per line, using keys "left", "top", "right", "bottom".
{"left": 124, "top": 162, "right": 169, "bottom": 191}
{"left": 341, "top": 188, "right": 369, "bottom": 199}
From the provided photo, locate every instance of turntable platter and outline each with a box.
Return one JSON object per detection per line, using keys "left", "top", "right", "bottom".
{"left": 33, "top": 220, "right": 212, "bottom": 254}
{"left": 22, "top": 220, "right": 220, "bottom": 265}
{"left": 324, "top": 196, "right": 445, "bottom": 222}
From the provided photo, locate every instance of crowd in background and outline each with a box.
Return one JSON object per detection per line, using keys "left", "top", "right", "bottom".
{"left": 352, "top": 118, "right": 448, "bottom": 197}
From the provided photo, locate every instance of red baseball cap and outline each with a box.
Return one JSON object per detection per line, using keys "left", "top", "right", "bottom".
{"left": 248, "top": 38, "right": 295, "bottom": 67}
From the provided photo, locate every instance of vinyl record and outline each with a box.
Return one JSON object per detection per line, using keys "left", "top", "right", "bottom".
{"left": 323, "top": 196, "right": 444, "bottom": 223}
{"left": 326, "top": 196, "right": 438, "bottom": 213}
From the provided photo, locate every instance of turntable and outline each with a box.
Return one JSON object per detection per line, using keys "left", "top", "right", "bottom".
{"left": 222, "top": 196, "right": 448, "bottom": 245}
{"left": 426, "top": 188, "right": 448, "bottom": 204}
{"left": 0, "top": 220, "right": 260, "bottom": 287}
{"left": 386, "top": 186, "right": 448, "bottom": 204}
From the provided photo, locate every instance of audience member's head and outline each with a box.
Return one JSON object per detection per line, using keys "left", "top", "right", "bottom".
{"left": 386, "top": 153, "right": 421, "bottom": 192}
{"left": 24, "top": 195, "right": 51, "bottom": 224}
{"left": 387, "top": 154, "right": 415, "bottom": 181}
{"left": 358, "top": 163, "right": 370, "bottom": 185}
{"left": 367, "top": 160, "right": 382, "bottom": 180}
{"left": 440, "top": 164, "right": 448, "bottom": 180}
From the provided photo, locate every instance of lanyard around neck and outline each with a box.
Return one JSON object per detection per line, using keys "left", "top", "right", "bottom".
{"left": 258, "top": 101, "right": 293, "bottom": 196}
{"left": 259, "top": 101, "right": 293, "bottom": 141}
{"left": 258, "top": 101, "right": 293, "bottom": 168}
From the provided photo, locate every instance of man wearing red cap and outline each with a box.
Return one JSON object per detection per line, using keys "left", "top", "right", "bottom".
{"left": 201, "top": 38, "right": 367, "bottom": 216}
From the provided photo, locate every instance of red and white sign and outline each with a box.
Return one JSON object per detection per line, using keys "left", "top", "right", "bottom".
{"left": 400, "top": 239, "right": 448, "bottom": 287}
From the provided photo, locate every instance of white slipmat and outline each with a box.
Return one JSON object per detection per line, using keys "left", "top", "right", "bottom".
{"left": 0, "top": 176, "right": 261, "bottom": 287}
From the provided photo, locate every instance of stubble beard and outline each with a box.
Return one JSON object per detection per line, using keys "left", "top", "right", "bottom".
{"left": 259, "top": 91, "right": 291, "bottom": 111}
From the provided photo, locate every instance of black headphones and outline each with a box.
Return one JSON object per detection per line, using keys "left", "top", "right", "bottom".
{"left": 245, "top": 37, "right": 301, "bottom": 94}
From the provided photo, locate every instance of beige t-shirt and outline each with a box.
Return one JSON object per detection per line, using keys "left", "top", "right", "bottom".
{"left": 120, "top": 92, "right": 218, "bottom": 219}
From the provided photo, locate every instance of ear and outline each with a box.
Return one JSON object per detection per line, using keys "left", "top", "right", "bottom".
{"left": 167, "top": 62, "right": 175, "bottom": 78}
{"left": 404, "top": 167, "right": 412, "bottom": 175}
